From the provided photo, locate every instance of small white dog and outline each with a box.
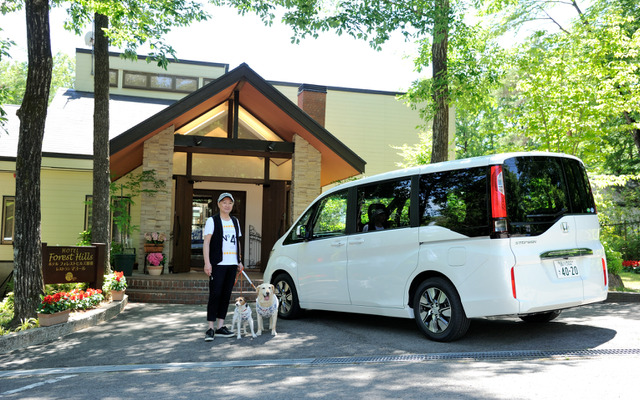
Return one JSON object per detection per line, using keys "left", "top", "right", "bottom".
{"left": 230, "top": 296, "right": 256, "bottom": 339}
{"left": 255, "top": 283, "right": 279, "bottom": 336}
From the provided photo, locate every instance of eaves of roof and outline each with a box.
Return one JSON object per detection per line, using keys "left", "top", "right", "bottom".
{"left": 110, "top": 63, "right": 366, "bottom": 186}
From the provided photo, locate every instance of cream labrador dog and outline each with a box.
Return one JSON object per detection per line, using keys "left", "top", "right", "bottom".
{"left": 255, "top": 283, "right": 279, "bottom": 336}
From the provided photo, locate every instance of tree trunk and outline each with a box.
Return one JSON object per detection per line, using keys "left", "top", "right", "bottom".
{"left": 11, "top": 0, "right": 52, "bottom": 326}
{"left": 624, "top": 112, "right": 640, "bottom": 159}
{"left": 430, "top": 0, "right": 450, "bottom": 164}
{"left": 92, "top": 13, "right": 112, "bottom": 273}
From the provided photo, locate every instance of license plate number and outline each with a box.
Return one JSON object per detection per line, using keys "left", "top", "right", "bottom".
{"left": 554, "top": 259, "right": 580, "bottom": 279}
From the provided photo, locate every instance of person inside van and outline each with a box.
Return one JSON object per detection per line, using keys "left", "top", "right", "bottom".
{"left": 363, "top": 204, "right": 388, "bottom": 232}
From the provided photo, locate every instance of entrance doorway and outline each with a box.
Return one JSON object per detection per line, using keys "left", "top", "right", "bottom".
{"left": 190, "top": 190, "right": 246, "bottom": 270}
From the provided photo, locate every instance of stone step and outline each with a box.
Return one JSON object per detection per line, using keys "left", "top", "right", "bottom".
{"left": 126, "top": 288, "right": 258, "bottom": 304}
{"left": 125, "top": 273, "right": 263, "bottom": 304}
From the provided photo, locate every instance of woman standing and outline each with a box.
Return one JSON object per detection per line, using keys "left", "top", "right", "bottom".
{"left": 203, "top": 192, "right": 244, "bottom": 341}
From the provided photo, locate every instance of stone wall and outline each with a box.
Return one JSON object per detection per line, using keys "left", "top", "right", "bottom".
{"left": 291, "top": 134, "right": 321, "bottom": 222}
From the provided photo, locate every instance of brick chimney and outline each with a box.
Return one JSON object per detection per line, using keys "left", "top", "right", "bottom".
{"left": 297, "top": 84, "right": 327, "bottom": 127}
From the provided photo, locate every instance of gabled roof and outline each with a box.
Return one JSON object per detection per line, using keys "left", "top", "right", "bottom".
{"left": 110, "top": 63, "right": 366, "bottom": 186}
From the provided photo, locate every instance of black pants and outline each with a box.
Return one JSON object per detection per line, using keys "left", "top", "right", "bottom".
{"left": 207, "top": 264, "right": 237, "bottom": 322}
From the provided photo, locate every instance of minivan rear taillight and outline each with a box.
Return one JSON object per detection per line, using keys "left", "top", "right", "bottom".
{"left": 491, "top": 165, "right": 508, "bottom": 235}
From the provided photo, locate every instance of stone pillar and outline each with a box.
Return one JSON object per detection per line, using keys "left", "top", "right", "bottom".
{"left": 140, "top": 126, "right": 174, "bottom": 270}
{"left": 291, "top": 134, "right": 321, "bottom": 222}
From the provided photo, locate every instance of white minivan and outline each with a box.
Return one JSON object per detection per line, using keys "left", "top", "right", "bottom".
{"left": 263, "top": 152, "right": 608, "bottom": 341}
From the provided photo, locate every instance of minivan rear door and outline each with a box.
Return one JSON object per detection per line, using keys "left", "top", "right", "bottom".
{"left": 503, "top": 156, "right": 600, "bottom": 312}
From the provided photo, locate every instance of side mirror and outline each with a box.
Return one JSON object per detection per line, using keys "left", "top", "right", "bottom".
{"left": 296, "top": 225, "right": 307, "bottom": 240}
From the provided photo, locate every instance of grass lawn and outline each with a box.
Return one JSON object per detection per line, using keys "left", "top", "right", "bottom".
{"left": 619, "top": 271, "right": 640, "bottom": 292}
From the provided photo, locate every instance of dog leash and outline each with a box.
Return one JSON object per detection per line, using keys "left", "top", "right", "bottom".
{"left": 234, "top": 269, "right": 257, "bottom": 290}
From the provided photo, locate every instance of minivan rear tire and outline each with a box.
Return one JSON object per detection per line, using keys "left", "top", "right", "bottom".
{"left": 273, "top": 273, "right": 303, "bottom": 319}
{"left": 413, "top": 277, "right": 470, "bottom": 342}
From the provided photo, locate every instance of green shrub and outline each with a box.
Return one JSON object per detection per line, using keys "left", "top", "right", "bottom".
{"left": 44, "top": 282, "right": 88, "bottom": 295}
{"left": 622, "top": 234, "right": 640, "bottom": 261}
{"left": 604, "top": 243, "right": 623, "bottom": 276}
{"left": 77, "top": 229, "right": 92, "bottom": 246}
{"left": 0, "top": 292, "right": 14, "bottom": 332}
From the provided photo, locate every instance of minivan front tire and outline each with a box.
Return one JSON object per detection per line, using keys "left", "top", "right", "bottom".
{"left": 273, "top": 273, "right": 302, "bottom": 319}
{"left": 413, "top": 278, "right": 470, "bottom": 342}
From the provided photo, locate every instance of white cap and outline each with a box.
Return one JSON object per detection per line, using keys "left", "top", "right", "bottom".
{"left": 217, "top": 192, "right": 234, "bottom": 203}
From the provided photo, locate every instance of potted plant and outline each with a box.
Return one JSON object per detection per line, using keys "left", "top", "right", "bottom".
{"left": 103, "top": 271, "right": 128, "bottom": 301}
{"left": 146, "top": 252, "right": 165, "bottom": 275}
{"left": 144, "top": 232, "right": 166, "bottom": 253}
{"left": 110, "top": 170, "right": 166, "bottom": 276}
{"left": 36, "top": 292, "right": 72, "bottom": 326}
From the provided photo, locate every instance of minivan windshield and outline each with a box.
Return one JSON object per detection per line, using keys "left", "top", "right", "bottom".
{"left": 503, "top": 156, "right": 596, "bottom": 236}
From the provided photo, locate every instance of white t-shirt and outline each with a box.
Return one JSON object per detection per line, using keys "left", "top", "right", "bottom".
{"left": 204, "top": 216, "right": 242, "bottom": 265}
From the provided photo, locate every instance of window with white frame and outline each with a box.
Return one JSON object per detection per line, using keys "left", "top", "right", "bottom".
{"left": 2, "top": 196, "right": 15, "bottom": 244}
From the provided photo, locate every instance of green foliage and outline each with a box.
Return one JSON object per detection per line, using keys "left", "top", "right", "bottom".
{"left": 65, "top": 0, "right": 209, "bottom": 69}
{"left": 315, "top": 195, "right": 347, "bottom": 234}
{"left": 394, "top": 0, "right": 640, "bottom": 173}
{"left": 0, "top": 27, "right": 15, "bottom": 134}
{"left": 45, "top": 282, "right": 88, "bottom": 295}
{"left": 0, "top": 52, "right": 75, "bottom": 105}
{"left": 110, "top": 170, "right": 166, "bottom": 250}
{"left": 77, "top": 229, "right": 92, "bottom": 246}
{"left": 623, "top": 235, "right": 640, "bottom": 261}
{"left": 13, "top": 318, "right": 38, "bottom": 332}
{"left": 0, "top": 291, "right": 14, "bottom": 333}
{"left": 603, "top": 241, "right": 623, "bottom": 276}
{"left": 394, "top": 131, "right": 432, "bottom": 167}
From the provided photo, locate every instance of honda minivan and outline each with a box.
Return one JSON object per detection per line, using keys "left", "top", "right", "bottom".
{"left": 263, "top": 152, "right": 608, "bottom": 341}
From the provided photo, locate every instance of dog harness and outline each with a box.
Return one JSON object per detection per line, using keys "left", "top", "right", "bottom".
{"left": 239, "top": 306, "right": 252, "bottom": 321}
{"left": 256, "top": 301, "right": 278, "bottom": 317}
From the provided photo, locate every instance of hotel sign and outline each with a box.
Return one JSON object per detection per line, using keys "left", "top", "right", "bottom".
{"left": 42, "top": 243, "right": 106, "bottom": 289}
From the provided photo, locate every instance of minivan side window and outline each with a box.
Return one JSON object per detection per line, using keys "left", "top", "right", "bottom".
{"left": 311, "top": 190, "right": 348, "bottom": 239}
{"left": 419, "top": 167, "right": 490, "bottom": 237}
{"left": 357, "top": 178, "right": 411, "bottom": 232}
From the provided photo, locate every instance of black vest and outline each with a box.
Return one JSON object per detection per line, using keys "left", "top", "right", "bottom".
{"left": 208, "top": 214, "right": 241, "bottom": 266}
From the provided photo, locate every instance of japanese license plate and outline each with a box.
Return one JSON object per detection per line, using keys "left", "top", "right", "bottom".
{"left": 554, "top": 259, "right": 580, "bottom": 279}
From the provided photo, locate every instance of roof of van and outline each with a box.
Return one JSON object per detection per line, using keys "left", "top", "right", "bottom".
{"left": 324, "top": 151, "right": 580, "bottom": 194}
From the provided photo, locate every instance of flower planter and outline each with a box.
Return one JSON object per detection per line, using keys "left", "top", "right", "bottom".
{"left": 111, "top": 290, "right": 125, "bottom": 301}
{"left": 148, "top": 266, "right": 163, "bottom": 276}
{"left": 38, "top": 309, "right": 71, "bottom": 327}
{"left": 144, "top": 244, "right": 164, "bottom": 253}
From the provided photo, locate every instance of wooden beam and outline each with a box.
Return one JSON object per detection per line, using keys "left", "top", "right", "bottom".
{"left": 174, "top": 135, "right": 293, "bottom": 157}
{"left": 173, "top": 175, "right": 290, "bottom": 185}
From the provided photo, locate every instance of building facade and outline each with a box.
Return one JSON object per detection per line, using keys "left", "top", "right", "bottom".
{"left": 0, "top": 49, "right": 426, "bottom": 275}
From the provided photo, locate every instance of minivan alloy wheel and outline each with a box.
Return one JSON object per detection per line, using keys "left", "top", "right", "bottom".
{"left": 413, "top": 277, "right": 470, "bottom": 342}
{"left": 273, "top": 273, "right": 302, "bottom": 319}
{"left": 420, "top": 287, "right": 451, "bottom": 333}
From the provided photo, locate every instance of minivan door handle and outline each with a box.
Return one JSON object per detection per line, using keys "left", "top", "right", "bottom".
{"left": 331, "top": 240, "right": 346, "bottom": 247}
{"left": 348, "top": 238, "right": 365, "bottom": 245}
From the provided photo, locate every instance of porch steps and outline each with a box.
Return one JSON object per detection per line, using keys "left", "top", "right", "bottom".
{"left": 125, "top": 271, "right": 263, "bottom": 304}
